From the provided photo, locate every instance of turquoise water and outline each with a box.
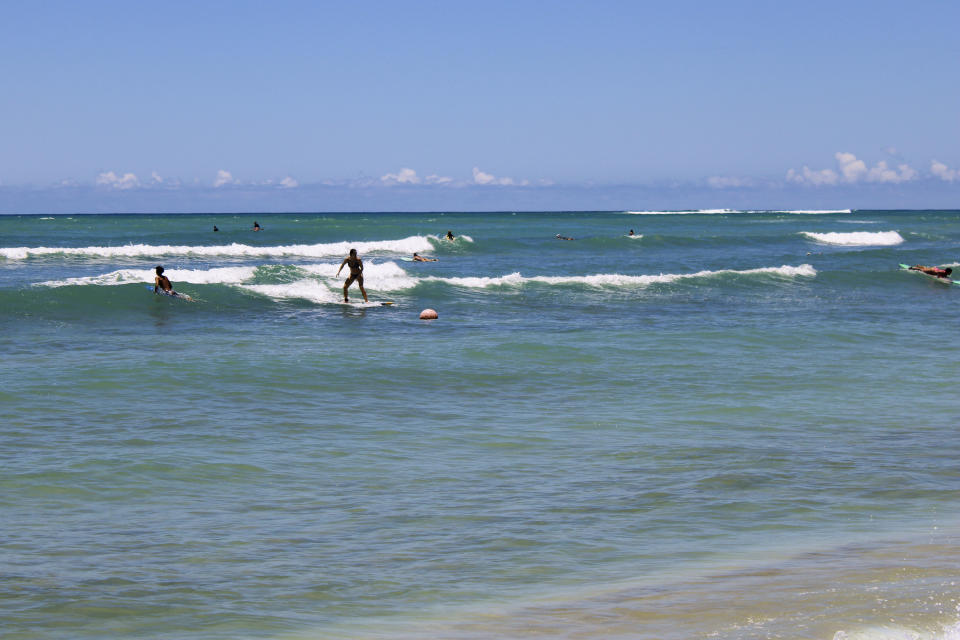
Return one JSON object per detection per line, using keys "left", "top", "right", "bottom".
{"left": 2, "top": 210, "right": 959, "bottom": 639}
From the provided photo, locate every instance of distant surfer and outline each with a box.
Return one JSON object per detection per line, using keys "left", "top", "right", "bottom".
{"left": 336, "top": 248, "right": 369, "bottom": 303}
{"left": 412, "top": 252, "right": 438, "bottom": 262}
{"left": 556, "top": 234, "right": 574, "bottom": 241}
{"left": 910, "top": 264, "right": 953, "bottom": 279}
{"left": 154, "top": 265, "right": 180, "bottom": 297}
{"left": 628, "top": 229, "right": 635, "bottom": 236}
{"left": 445, "top": 230, "right": 455, "bottom": 240}
{"left": 213, "top": 225, "right": 219, "bottom": 232}
{"left": 253, "top": 221, "right": 261, "bottom": 231}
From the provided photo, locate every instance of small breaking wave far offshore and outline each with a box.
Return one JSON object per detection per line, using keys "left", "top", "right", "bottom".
{"left": 800, "top": 231, "right": 904, "bottom": 246}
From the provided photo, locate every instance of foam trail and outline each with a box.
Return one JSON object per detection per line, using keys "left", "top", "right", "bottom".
{"left": 0, "top": 236, "right": 439, "bottom": 260}
{"left": 431, "top": 264, "right": 816, "bottom": 289}
{"left": 800, "top": 231, "right": 904, "bottom": 246}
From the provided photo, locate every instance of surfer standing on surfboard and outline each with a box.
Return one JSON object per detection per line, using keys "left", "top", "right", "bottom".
{"left": 336, "top": 249, "right": 369, "bottom": 303}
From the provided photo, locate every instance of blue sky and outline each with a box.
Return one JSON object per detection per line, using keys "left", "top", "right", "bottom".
{"left": 1, "top": 0, "right": 958, "bottom": 212}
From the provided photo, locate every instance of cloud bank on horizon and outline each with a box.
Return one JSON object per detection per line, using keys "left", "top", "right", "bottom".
{"left": 78, "top": 153, "right": 960, "bottom": 194}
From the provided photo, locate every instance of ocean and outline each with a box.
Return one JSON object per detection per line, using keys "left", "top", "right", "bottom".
{"left": 2, "top": 209, "right": 959, "bottom": 639}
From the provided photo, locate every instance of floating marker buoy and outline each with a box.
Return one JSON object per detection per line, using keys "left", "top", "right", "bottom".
{"left": 419, "top": 308, "right": 438, "bottom": 320}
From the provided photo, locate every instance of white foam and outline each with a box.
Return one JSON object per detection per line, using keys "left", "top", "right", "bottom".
{"left": 801, "top": 231, "right": 904, "bottom": 246}
{"left": 833, "top": 619, "right": 960, "bottom": 639}
{"left": 242, "top": 281, "right": 342, "bottom": 304}
{"left": 431, "top": 264, "right": 816, "bottom": 289}
{"left": 0, "top": 236, "right": 437, "bottom": 260}
{"left": 301, "top": 261, "right": 420, "bottom": 292}
{"left": 38, "top": 266, "right": 260, "bottom": 287}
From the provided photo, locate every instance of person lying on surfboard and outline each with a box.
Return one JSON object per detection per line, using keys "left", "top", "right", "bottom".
{"left": 909, "top": 265, "right": 953, "bottom": 278}
{"left": 336, "top": 248, "right": 369, "bottom": 303}
{"left": 154, "top": 265, "right": 182, "bottom": 297}
{"left": 412, "top": 252, "right": 438, "bottom": 262}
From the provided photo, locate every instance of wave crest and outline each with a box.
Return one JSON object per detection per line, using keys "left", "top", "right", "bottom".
{"left": 1, "top": 236, "right": 440, "bottom": 260}
{"left": 800, "top": 231, "right": 904, "bottom": 246}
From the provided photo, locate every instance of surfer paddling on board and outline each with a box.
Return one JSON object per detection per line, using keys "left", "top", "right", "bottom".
{"left": 336, "top": 248, "right": 369, "bottom": 303}
{"left": 154, "top": 266, "right": 181, "bottom": 297}
{"left": 909, "top": 265, "right": 953, "bottom": 279}
{"left": 412, "top": 252, "right": 438, "bottom": 262}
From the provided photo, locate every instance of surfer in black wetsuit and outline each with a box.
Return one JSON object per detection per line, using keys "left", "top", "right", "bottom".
{"left": 910, "top": 265, "right": 953, "bottom": 279}
{"left": 336, "top": 248, "right": 369, "bottom": 303}
{"left": 154, "top": 265, "right": 179, "bottom": 297}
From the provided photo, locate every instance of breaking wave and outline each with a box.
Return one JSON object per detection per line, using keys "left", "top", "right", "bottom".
{"left": 800, "top": 231, "right": 904, "bottom": 246}
{"left": 0, "top": 235, "right": 452, "bottom": 260}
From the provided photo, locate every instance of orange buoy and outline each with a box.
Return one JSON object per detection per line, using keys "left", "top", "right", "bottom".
{"left": 419, "top": 308, "right": 438, "bottom": 319}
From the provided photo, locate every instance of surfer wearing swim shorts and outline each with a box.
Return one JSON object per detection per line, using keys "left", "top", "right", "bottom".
{"left": 336, "top": 248, "right": 369, "bottom": 303}
{"left": 154, "top": 265, "right": 179, "bottom": 297}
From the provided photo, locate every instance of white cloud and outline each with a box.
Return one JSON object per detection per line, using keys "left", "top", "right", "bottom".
{"left": 151, "top": 172, "right": 163, "bottom": 184}
{"left": 96, "top": 171, "right": 141, "bottom": 190}
{"left": 425, "top": 173, "right": 453, "bottom": 185}
{"left": 788, "top": 152, "right": 917, "bottom": 186}
{"left": 381, "top": 168, "right": 421, "bottom": 185}
{"left": 835, "top": 152, "right": 868, "bottom": 182}
{"left": 280, "top": 176, "right": 299, "bottom": 188}
{"left": 931, "top": 160, "right": 959, "bottom": 182}
{"left": 867, "top": 160, "right": 916, "bottom": 183}
{"left": 786, "top": 166, "right": 839, "bottom": 186}
{"left": 707, "top": 176, "right": 752, "bottom": 188}
{"left": 214, "top": 170, "right": 236, "bottom": 187}
{"left": 472, "top": 167, "right": 496, "bottom": 185}
{"left": 472, "top": 167, "right": 527, "bottom": 186}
